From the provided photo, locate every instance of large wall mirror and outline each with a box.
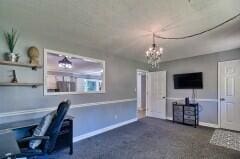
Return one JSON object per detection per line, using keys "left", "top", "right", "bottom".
{"left": 44, "top": 49, "right": 105, "bottom": 95}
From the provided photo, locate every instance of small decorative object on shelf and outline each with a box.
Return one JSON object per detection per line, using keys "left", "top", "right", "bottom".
{"left": 4, "top": 28, "right": 20, "bottom": 62}
{"left": 4, "top": 53, "right": 20, "bottom": 62}
{"left": 27, "top": 46, "right": 40, "bottom": 65}
{"left": 11, "top": 70, "right": 18, "bottom": 83}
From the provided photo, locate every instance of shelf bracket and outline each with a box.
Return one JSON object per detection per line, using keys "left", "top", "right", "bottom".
{"left": 32, "top": 66, "right": 37, "bottom": 70}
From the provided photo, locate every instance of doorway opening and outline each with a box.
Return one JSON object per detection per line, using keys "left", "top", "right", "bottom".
{"left": 137, "top": 69, "right": 147, "bottom": 119}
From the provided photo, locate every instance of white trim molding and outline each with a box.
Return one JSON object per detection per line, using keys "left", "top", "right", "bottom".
{"left": 167, "top": 97, "right": 218, "bottom": 102}
{"left": 218, "top": 62, "right": 221, "bottom": 129}
{"left": 166, "top": 117, "right": 173, "bottom": 121}
{"left": 136, "top": 69, "right": 148, "bottom": 111}
{"left": 199, "top": 122, "right": 219, "bottom": 128}
{"left": 166, "top": 116, "right": 219, "bottom": 128}
{"left": 73, "top": 118, "right": 138, "bottom": 142}
{"left": 0, "top": 98, "right": 136, "bottom": 118}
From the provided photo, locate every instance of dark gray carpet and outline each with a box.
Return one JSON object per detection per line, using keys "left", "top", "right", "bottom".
{"left": 51, "top": 118, "right": 240, "bottom": 159}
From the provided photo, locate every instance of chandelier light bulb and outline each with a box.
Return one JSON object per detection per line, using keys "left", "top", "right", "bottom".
{"left": 159, "top": 47, "right": 163, "bottom": 53}
{"left": 146, "top": 51, "right": 149, "bottom": 56}
{"left": 145, "top": 33, "right": 163, "bottom": 68}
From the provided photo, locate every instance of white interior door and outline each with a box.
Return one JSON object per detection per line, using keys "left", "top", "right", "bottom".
{"left": 147, "top": 71, "right": 166, "bottom": 119}
{"left": 219, "top": 60, "right": 240, "bottom": 131}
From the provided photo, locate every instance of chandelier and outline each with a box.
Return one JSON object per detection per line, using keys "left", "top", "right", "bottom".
{"left": 58, "top": 56, "right": 73, "bottom": 69}
{"left": 146, "top": 33, "right": 163, "bottom": 68}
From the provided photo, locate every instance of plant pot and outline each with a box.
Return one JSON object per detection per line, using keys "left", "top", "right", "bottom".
{"left": 4, "top": 53, "right": 20, "bottom": 62}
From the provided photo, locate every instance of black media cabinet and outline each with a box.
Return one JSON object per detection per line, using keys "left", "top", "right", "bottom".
{"left": 172, "top": 102, "right": 199, "bottom": 128}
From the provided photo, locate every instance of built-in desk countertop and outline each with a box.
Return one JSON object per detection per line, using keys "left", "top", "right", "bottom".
{"left": 0, "top": 115, "right": 74, "bottom": 131}
{"left": 0, "top": 115, "right": 74, "bottom": 155}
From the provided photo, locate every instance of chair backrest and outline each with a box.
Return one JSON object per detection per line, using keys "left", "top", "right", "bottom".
{"left": 44, "top": 100, "right": 70, "bottom": 153}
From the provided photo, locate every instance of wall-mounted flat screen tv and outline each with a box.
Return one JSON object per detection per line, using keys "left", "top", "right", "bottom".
{"left": 174, "top": 72, "right": 203, "bottom": 89}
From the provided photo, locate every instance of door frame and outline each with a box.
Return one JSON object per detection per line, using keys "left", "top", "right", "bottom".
{"left": 136, "top": 69, "right": 148, "bottom": 116}
{"left": 217, "top": 59, "right": 240, "bottom": 129}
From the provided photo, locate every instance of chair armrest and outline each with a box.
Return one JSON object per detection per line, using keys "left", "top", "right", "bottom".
{"left": 18, "top": 136, "right": 50, "bottom": 143}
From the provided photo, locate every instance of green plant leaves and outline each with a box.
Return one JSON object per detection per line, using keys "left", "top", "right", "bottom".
{"left": 4, "top": 28, "right": 19, "bottom": 53}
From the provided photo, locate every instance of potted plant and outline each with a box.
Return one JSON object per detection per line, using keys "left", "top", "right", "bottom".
{"left": 4, "top": 28, "right": 20, "bottom": 62}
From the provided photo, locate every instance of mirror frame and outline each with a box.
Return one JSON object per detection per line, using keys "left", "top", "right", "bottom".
{"left": 43, "top": 48, "right": 106, "bottom": 96}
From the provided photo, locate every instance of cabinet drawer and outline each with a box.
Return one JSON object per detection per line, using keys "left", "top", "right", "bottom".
{"left": 184, "top": 119, "right": 195, "bottom": 125}
{"left": 184, "top": 106, "right": 195, "bottom": 111}
{"left": 174, "top": 115, "right": 183, "bottom": 121}
{"left": 184, "top": 110, "right": 195, "bottom": 116}
{"left": 184, "top": 115, "right": 195, "bottom": 120}
{"left": 174, "top": 116, "right": 183, "bottom": 123}
{"left": 174, "top": 106, "right": 183, "bottom": 112}
{"left": 174, "top": 111, "right": 183, "bottom": 116}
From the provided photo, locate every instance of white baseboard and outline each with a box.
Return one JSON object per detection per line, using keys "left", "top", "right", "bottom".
{"left": 199, "top": 122, "right": 219, "bottom": 128}
{"left": 166, "top": 117, "right": 173, "bottom": 121}
{"left": 73, "top": 118, "right": 138, "bottom": 143}
{"left": 165, "top": 116, "right": 219, "bottom": 128}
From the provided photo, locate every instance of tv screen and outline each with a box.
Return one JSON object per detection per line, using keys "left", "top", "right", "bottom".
{"left": 174, "top": 72, "right": 203, "bottom": 89}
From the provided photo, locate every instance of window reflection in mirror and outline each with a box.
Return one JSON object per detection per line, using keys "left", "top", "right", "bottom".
{"left": 44, "top": 49, "right": 105, "bottom": 95}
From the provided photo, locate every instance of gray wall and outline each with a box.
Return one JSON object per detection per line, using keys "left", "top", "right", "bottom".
{"left": 152, "top": 48, "right": 240, "bottom": 124}
{"left": 69, "top": 101, "right": 136, "bottom": 136}
{"left": 0, "top": 27, "right": 146, "bottom": 138}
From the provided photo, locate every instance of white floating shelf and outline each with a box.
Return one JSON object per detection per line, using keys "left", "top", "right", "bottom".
{"left": 0, "top": 82, "right": 43, "bottom": 88}
{"left": 0, "top": 60, "right": 42, "bottom": 70}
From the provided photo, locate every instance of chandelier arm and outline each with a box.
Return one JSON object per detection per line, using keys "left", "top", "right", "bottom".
{"left": 153, "top": 33, "right": 155, "bottom": 44}
{"left": 154, "top": 12, "right": 240, "bottom": 40}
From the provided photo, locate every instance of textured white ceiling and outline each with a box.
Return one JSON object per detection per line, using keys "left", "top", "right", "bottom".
{"left": 0, "top": 0, "right": 240, "bottom": 62}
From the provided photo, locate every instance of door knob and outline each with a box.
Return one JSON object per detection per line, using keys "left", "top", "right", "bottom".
{"left": 220, "top": 98, "right": 225, "bottom": 101}
{"left": 162, "top": 97, "right": 166, "bottom": 99}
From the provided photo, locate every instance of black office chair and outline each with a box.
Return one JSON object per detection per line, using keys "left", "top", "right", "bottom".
{"left": 16, "top": 100, "right": 71, "bottom": 159}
